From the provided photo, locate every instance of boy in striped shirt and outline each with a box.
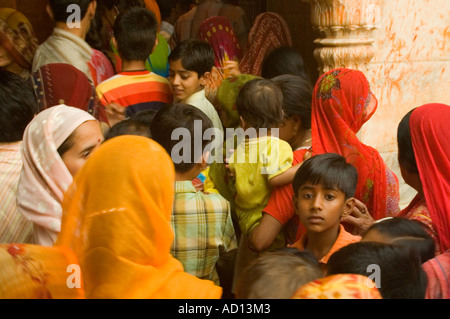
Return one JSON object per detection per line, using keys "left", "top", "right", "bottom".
{"left": 96, "top": 7, "right": 172, "bottom": 120}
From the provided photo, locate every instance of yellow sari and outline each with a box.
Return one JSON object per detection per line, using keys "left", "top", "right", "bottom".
{"left": 56, "top": 136, "right": 222, "bottom": 299}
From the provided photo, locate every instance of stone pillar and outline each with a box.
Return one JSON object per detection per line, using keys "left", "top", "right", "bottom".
{"left": 303, "top": 0, "right": 381, "bottom": 74}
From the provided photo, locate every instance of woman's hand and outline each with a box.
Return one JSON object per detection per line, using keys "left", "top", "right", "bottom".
{"left": 342, "top": 198, "right": 375, "bottom": 236}
{"left": 105, "top": 102, "right": 126, "bottom": 126}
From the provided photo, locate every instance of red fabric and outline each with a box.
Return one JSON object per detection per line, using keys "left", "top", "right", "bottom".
{"left": 199, "top": 16, "right": 242, "bottom": 68}
{"left": 239, "top": 12, "right": 291, "bottom": 76}
{"left": 32, "top": 63, "right": 109, "bottom": 125}
{"left": 311, "top": 68, "right": 390, "bottom": 221}
{"left": 422, "top": 250, "right": 450, "bottom": 299}
{"left": 263, "top": 148, "right": 309, "bottom": 243}
{"left": 409, "top": 103, "right": 450, "bottom": 252}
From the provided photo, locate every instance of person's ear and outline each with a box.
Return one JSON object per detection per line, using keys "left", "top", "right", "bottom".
{"left": 46, "top": 4, "right": 54, "bottom": 20}
{"left": 342, "top": 197, "right": 356, "bottom": 217}
{"left": 199, "top": 71, "right": 211, "bottom": 87}
{"left": 112, "top": 36, "right": 118, "bottom": 50}
{"left": 239, "top": 116, "right": 247, "bottom": 130}
{"left": 151, "top": 36, "right": 159, "bottom": 54}
{"left": 200, "top": 150, "right": 210, "bottom": 170}
{"left": 291, "top": 114, "right": 302, "bottom": 133}
{"left": 87, "top": 0, "right": 97, "bottom": 19}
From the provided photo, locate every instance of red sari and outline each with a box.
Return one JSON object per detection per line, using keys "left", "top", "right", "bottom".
{"left": 311, "top": 68, "right": 400, "bottom": 221}
{"left": 239, "top": 12, "right": 292, "bottom": 76}
{"left": 400, "top": 103, "right": 450, "bottom": 252}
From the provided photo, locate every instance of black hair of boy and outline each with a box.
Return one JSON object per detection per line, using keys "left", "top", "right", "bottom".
{"left": 168, "top": 38, "right": 215, "bottom": 78}
{"left": 235, "top": 249, "right": 323, "bottom": 299}
{"left": 129, "top": 109, "right": 158, "bottom": 127}
{"left": 363, "top": 217, "right": 435, "bottom": 263}
{"left": 103, "top": 118, "right": 151, "bottom": 141}
{"left": 397, "top": 109, "right": 418, "bottom": 174}
{"left": 113, "top": 7, "right": 158, "bottom": 61}
{"left": 272, "top": 74, "right": 313, "bottom": 130}
{"left": 0, "top": 70, "right": 38, "bottom": 143}
{"left": 151, "top": 103, "right": 214, "bottom": 173}
{"left": 49, "top": 0, "right": 94, "bottom": 22}
{"left": 261, "top": 46, "right": 310, "bottom": 82}
{"left": 326, "top": 241, "right": 428, "bottom": 299}
{"left": 292, "top": 153, "right": 358, "bottom": 199}
{"left": 235, "top": 78, "right": 284, "bottom": 130}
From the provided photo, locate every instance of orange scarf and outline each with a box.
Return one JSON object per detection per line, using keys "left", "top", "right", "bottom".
{"left": 56, "top": 136, "right": 221, "bottom": 299}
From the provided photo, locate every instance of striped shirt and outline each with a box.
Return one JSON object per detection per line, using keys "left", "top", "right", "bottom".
{"left": 0, "top": 142, "right": 33, "bottom": 243}
{"left": 171, "top": 180, "right": 237, "bottom": 285}
{"left": 95, "top": 70, "right": 173, "bottom": 117}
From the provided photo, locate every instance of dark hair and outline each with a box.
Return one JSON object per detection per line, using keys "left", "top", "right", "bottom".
{"left": 156, "top": 0, "right": 178, "bottom": 19}
{"left": 168, "top": 39, "right": 215, "bottom": 77}
{"left": 363, "top": 217, "right": 435, "bottom": 263}
{"left": 261, "top": 46, "right": 310, "bottom": 82}
{"left": 293, "top": 153, "right": 358, "bottom": 199}
{"left": 114, "top": 7, "right": 158, "bottom": 61}
{"left": 49, "top": 0, "right": 94, "bottom": 22}
{"left": 397, "top": 109, "right": 418, "bottom": 173}
{"left": 272, "top": 74, "right": 312, "bottom": 130}
{"left": 151, "top": 104, "right": 214, "bottom": 173}
{"left": 0, "top": 70, "right": 38, "bottom": 143}
{"left": 129, "top": 109, "right": 158, "bottom": 127}
{"left": 236, "top": 78, "right": 284, "bottom": 130}
{"left": 327, "top": 241, "right": 428, "bottom": 299}
{"left": 104, "top": 119, "right": 151, "bottom": 141}
{"left": 236, "top": 249, "right": 323, "bottom": 299}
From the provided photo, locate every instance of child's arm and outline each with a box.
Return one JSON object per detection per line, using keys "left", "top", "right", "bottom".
{"left": 269, "top": 162, "right": 302, "bottom": 187}
{"left": 248, "top": 213, "right": 283, "bottom": 252}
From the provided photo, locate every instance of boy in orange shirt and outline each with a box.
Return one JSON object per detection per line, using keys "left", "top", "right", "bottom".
{"left": 290, "top": 153, "right": 361, "bottom": 264}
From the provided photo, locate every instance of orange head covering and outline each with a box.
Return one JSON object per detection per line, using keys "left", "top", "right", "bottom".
{"left": 56, "top": 136, "right": 221, "bottom": 299}
{"left": 144, "top": 0, "right": 161, "bottom": 26}
{"left": 292, "top": 274, "right": 382, "bottom": 299}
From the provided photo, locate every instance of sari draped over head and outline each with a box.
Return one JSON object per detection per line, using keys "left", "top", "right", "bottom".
{"left": 31, "top": 63, "right": 109, "bottom": 125}
{"left": 239, "top": 12, "right": 292, "bottom": 76}
{"left": 405, "top": 103, "right": 450, "bottom": 252}
{"left": 55, "top": 136, "right": 222, "bottom": 299}
{"left": 0, "top": 8, "right": 38, "bottom": 78}
{"left": 311, "top": 68, "right": 400, "bottom": 221}
{"left": 199, "top": 15, "right": 242, "bottom": 107}
{"left": 216, "top": 73, "right": 261, "bottom": 128}
{"left": 292, "top": 274, "right": 382, "bottom": 299}
{"left": 144, "top": 0, "right": 162, "bottom": 27}
{"left": 17, "top": 105, "right": 97, "bottom": 247}
{"left": 199, "top": 16, "right": 242, "bottom": 68}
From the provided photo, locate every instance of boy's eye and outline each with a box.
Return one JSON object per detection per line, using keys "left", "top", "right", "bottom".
{"left": 325, "top": 194, "right": 336, "bottom": 200}
{"left": 302, "top": 193, "right": 313, "bottom": 199}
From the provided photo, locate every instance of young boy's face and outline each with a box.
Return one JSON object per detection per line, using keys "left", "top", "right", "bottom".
{"left": 294, "top": 183, "right": 351, "bottom": 233}
{"left": 168, "top": 59, "right": 207, "bottom": 102}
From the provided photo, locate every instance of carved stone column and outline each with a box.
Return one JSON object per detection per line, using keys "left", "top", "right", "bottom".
{"left": 303, "top": 0, "right": 381, "bottom": 74}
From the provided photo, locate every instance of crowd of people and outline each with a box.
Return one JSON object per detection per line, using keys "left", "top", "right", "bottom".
{"left": 0, "top": 0, "right": 448, "bottom": 300}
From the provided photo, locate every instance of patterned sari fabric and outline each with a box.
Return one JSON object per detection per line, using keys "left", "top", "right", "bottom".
{"left": 239, "top": 12, "right": 292, "bottom": 76}
{"left": 292, "top": 274, "right": 382, "bottom": 299}
{"left": 0, "top": 243, "right": 85, "bottom": 299}
{"left": 0, "top": 8, "right": 38, "bottom": 78}
{"left": 199, "top": 16, "right": 242, "bottom": 107}
{"left": 311, "top": 68, "right": 400, "bottom": 221}
{"left": 17, "top": 105, "right": 97, "bottom": 247}
{"left": 55, "top": 136, "right": 222, "bottom": 299}
{"left": 31, "top": 63, "right": 109, "bottom": 125}
{"left": 403, "top": 103, "right": 450, "bottom": 252}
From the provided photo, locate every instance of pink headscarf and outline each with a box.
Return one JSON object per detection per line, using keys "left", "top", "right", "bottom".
{"left": 409, "top": 103, "right": 450, "bottom": 252}
{"left": 17, "top": 105, "right": 97, "bottom": 247}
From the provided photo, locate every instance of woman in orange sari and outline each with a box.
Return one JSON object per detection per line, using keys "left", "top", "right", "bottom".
{"left": 56, "top": 136, "right": 222, "bottom": 299}
{"left": 311, "top": 68, "right": 400, "bottom": 225}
